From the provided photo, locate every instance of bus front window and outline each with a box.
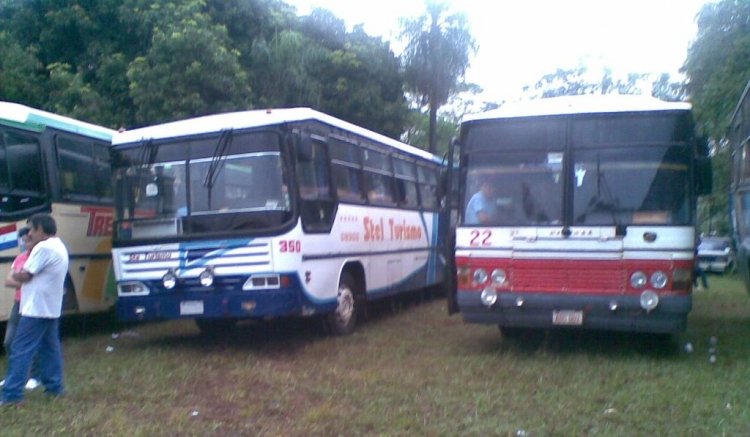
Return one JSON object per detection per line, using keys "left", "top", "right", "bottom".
{"left": 189, "top": 153, "right": 288, "bottom": 214}
{"left": 120, "top": 161, "right": 187, "bottom": 219}
{"left": 573, "top": 145, "right": 690, "bottom": 226}
{"left": 463, "top": 151, "right": 564, "bottom": 226}
{"left": 114, "top": 131, "right": 292, "bottom": 239}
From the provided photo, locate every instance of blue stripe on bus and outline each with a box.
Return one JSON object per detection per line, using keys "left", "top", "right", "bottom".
{"left": 0, "top": 240, "right": 18, "bottom": 251}
{"left": 177, "top": 238, "right": 255, "bottom": 273}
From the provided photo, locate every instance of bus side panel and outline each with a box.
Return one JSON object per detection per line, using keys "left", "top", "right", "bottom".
{"left": 52, "top": 203, "right": 116, "bottom": 313}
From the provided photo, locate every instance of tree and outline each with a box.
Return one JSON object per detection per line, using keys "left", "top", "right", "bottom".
{"left": 0, "top": 31, "right": 45, "bottom": 106}
{"left": 127, "top": 4, "right": 251, "bottom": 125}
{"left": 530, "top": 65, "right": 652, "bottom": 98}
{"left": 683, "top": 0, "right": 750, "bottom": 138}
{"left": 400, "top": 1, "right": 476, "bottom": 153}
{"left": 683, "top": 0, "right": 750, "bottom": 235}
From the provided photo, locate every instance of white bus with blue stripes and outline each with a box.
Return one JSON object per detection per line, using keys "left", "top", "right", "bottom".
{"left": 111, "top": 108, "right": 446, "bottom": 334}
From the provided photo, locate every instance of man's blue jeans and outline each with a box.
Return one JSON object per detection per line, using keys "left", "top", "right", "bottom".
{"left": 2, "top": 316, "right": 64, "bottom": 403}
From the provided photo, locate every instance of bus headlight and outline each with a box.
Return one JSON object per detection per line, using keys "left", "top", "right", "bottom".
{"left": 491, "top": 269, "right": 507, "bottom": 286}
{"left": 650, "top": 271, "right": 668, "bottom": 289}
{"left": 630, "top": 271, "right": 647, "bottom": 288}
{"left": 162, "top": 270, "right": 177, "bottom": 290}
{"left": 640, "top": 290, "right": 659, "bottom": 312}
{"left": 118, "top": 281, "right": 150, "bottom": 296}
{"left": 473, "top": 268, "right": 488, "bottom": 285}
{"left": 199, "top": 267, "right": 214, "bottom": 287}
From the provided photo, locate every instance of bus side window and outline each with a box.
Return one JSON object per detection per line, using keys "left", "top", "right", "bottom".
{"left": 417, "top": 165, "right": 439, "bottom": 210}
{"left": 296, "top": 138, "right": 336, "bottom": 232}
{"left": 56, "top": 135, "right": 111, "bottom": 202}
{"left": 393, "top": 157, "right": 419, "bottom": 208}
{"left": 329, "top": 138, "right": 365, "bottom": 204}
{"left": 363, "top": 148, "right": 396, "bottom": 206}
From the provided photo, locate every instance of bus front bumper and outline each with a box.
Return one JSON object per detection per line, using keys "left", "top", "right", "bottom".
{"left": 116, "top": 288, "right": 336, "bottom": 322}
{"left": 457, "top": 290, "right": 692, "bottom": 334}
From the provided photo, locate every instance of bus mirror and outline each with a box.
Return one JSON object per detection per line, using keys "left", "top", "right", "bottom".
{"left": 297, "top": 135, "right": 313, "bottom": 162}
{"left": 695, "top": 156, "right": 712, "bottom": 195}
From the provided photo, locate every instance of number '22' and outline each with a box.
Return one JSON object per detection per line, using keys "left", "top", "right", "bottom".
{"left": 469, "top": 230, "right": 492, "bottom": 246}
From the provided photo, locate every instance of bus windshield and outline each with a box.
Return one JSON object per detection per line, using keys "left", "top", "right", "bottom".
{"left": 573, "top": 145, "right": 690, "bottom": 226}
{"left": 463, "top": 150, "right": 563, "bottom": 226}
{"left": 0, "top": 129, "right": 46, "bottom": 216}
{"left": 114, "top": 131, "right": 292, "bottom": 238}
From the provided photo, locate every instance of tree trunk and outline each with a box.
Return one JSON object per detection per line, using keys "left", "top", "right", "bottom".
{"left": 428, "top": 102, "right": 437, "bottom": 154}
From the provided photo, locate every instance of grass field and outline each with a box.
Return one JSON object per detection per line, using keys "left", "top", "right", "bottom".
{"left": 1, "top": 275, "right": 749, "bottom": 436}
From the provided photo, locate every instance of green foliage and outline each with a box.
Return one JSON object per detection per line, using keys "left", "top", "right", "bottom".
{"left": 127, "top": 5, "right": 251, "bottom": 125}
{"left": 684, "top": 0, "right": 750, "bottom": 138}
{"left": 683, "top": 0, "right": 750, "bottom": 235}
{"left": 0, "top": 0, "right": 411, "bottom": 138}
{"left": 530, "top": 66, "right": 684, "bottom": 100}
{"left": 0, "top": 31, "right": 45, "bottom": 106}
{"left": 400, "top": 0, "right": 476, "bottom": 152}
{"left": 401, "top": 109, "right": 458, "bottom": 155}
{"left": 699, "top": 143, "right": 732, "bottom": 236}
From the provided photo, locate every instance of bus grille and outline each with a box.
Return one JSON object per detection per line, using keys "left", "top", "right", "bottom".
{"left": 511, "top": 260, "right": 625, "bottom": 293}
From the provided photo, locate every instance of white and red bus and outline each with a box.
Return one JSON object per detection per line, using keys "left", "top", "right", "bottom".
{"left": 0, "top": 102, "right": 117, "bottom": 323}
{"left": 448, "top": 95, "right": 712, "bottom": 334}
{"left": 111, "top": 108, "right": 446, "bottom": 334}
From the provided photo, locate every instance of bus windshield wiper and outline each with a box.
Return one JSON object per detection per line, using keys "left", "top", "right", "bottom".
{"left": 594, "top": 156, "right": 623, "bottom": 232}
{"left": 203, "top": 129, "right": 234, "bottom": 208}
{"left": 135, "top": 139, "right": 156, "bottom": 168}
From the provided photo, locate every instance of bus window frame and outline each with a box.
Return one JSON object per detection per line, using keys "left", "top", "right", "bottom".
{"left": 53, "top": 132, "right": 113, "bottom": 205}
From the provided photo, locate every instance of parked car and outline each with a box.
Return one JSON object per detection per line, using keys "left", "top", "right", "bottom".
{"left": 697, "top": 237, "right": 735, "bottom": 274}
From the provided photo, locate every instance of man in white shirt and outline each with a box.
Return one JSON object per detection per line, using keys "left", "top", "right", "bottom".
{"left": 1, "top": 213, "right": 68, "bottom": 405}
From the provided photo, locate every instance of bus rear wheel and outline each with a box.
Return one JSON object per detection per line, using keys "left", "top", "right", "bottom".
{"left": 325, "top": 273, "right": 357, "bottom": 336}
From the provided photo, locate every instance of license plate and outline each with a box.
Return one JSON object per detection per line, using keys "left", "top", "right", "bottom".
{"left": 180, "top": 300, "right": 204, "bottom": 315}
{"left": 552, "top": 310, "right": 583, "bottom": 326}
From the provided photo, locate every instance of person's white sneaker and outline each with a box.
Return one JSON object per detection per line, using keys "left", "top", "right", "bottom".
{"left": 25, "top": 378, "right": 40, "bottom": 390}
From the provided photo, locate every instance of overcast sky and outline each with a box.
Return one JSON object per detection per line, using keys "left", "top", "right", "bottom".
{"left": 287, "top": 0, "right": 710, "bottom": 104}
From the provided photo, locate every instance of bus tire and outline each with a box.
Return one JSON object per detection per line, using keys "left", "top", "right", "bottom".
{"left": 325, "top": 272, "right": 357, "bottom": 336}
{"left": 195, "top": 318, "right": 237, "bottom": 336}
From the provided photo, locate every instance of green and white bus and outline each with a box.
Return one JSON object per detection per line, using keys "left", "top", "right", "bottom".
{"left": 0, "top": 102, "right": 117, "bottom": 324}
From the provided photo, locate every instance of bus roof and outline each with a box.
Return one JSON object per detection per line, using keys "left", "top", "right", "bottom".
{"left": 113, "top": 107, "right": 439, "bottom": 162}
{"left": 0, "top": 101, "right": 116, "bottom": 141}
{"left": 463, "top": 95, "right": 692, "bottom": 123}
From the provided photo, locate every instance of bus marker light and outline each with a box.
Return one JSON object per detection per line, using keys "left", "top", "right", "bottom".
{"left": 241, "top": 301, "right": 256, "bottom": 312}
{"left": 134, "top": 306, "right": 146, "bottom": 315}
{"left": 515, "top": 297, "right": 525, "bottom": 308}
{"left": 609, "top": 301, "right": 619, "bottom": 311}
{"left": 480, "top": 288, "right": 497, "bottom": 307}
{"left": 640, "top": 290, "right": 659, "bottom": 312}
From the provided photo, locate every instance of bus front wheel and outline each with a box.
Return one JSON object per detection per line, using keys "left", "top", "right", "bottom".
{"left": 326, "top": 273, "right": 357, "bottom": 336}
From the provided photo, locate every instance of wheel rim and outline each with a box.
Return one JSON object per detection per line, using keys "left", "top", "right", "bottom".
{"left": 335, "top": 284, "right": 355, "bottom": 326}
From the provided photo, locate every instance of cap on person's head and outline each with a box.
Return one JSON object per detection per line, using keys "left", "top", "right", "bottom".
{"left": 18, "top": 227, "right": 29, "bottom": 238}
